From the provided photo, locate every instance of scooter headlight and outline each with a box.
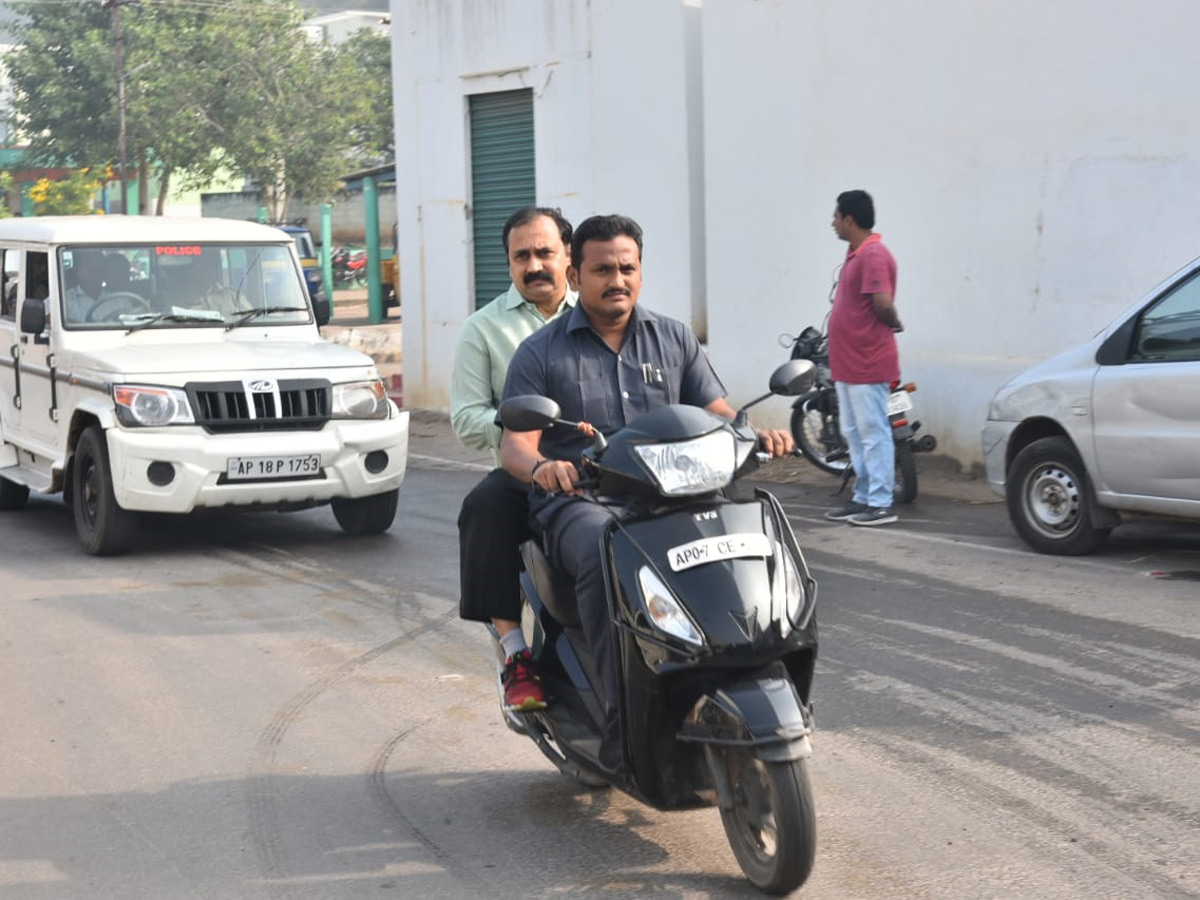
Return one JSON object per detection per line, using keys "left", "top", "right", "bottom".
{"left": 771, "top": 541, "right": 813, "bottom": 634}
{"left": 633, "top": 430, "right": 736, "bottom": 496}
{"left": 637, "top": 565, "right": 704, "bottom": 647}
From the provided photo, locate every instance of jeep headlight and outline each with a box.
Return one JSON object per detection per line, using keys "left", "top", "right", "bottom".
{"left": 633, "top": 430, "right": 736, "bottom": 496}
{"left": 113, "top": 385, "right": 195, "bottom": 427}
{"left": 332, "top": 379, "right": 389, "bottom": 419}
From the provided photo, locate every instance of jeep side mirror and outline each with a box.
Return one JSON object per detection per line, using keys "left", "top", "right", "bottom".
{"left": 20, "top": 299, "right": 47, "bottom": 336}
{"left": 312, "top": 291, "right": 331, "bottom": 327}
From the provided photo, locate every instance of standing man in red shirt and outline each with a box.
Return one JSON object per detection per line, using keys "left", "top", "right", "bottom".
{"left": 825, "top": 189, "right": 904, "bottom": 526}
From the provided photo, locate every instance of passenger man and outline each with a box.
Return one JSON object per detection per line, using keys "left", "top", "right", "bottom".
{"left": 452, "top": 207, "right": 576, "bottom": 711}
{"left": 824, "top": 189, "right": 903, "bottom": 526}
{"left": 498, "top": 214, "right": 792, "bottom": 764}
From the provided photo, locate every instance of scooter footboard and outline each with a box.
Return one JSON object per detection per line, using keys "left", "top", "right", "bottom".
{"left": 676, "top": 671, "right": 813, "bottom": 763}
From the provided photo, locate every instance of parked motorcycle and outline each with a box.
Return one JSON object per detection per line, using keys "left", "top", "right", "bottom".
{"left": 781, "top": 319, "right": 936, "bottom": 504}
{"left": 330, "top": 246, "right": 367, "bottom": 289}
{"left": 495, "top": 359, "right": 820, "bottom": 895}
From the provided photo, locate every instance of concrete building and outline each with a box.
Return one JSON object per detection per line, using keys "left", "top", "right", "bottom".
{"left": 303, "top": 10, "right": 389, "bottom": 44}
{"left": 390, "top": 0, "right": 1200, "bottom": 466}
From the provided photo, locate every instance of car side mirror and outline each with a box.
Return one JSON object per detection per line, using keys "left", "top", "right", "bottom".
{"left": 312, "top": 291, "right": 331, "bottom": 327}
{"left": 20, "top": 299, "right": 47, "bottom": 335}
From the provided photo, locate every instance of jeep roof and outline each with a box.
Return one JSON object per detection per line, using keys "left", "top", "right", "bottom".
{"left": 0, "top": 215, "right": 289, "bottom": 246}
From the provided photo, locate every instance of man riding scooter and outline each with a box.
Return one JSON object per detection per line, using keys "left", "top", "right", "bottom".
{"left": 498, "top": 213, "right": 792, "bottom": 765}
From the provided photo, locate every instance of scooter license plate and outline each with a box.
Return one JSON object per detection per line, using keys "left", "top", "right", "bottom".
{"left": 667, "top": 532, "right": 773, "bottom": 572}
{"left": 886, "top": 390, "right": 913, "bottom": 416}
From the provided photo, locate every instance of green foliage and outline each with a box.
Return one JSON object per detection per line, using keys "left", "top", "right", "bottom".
{"left": 335, "top": 29, "right": 394, "bottom": 166}
{"left": 0, "top": 172, "right": 14, "bottom": 218}
{"left": 3, "top": 0, "right": 388, "bottom": 219}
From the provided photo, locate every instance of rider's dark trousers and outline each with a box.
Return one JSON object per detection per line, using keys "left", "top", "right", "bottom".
{"left": 534, "top": 496, "right": 620, "bottom": 719}
{"left": 457, "top": 468, "right": 532, "bottom": 623}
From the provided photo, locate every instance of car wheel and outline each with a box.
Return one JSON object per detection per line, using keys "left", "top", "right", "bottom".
{"left": 1006, "top": 436, "right": 1110, "bottom": 555}
{"left": 73, "top": 426, "right": 138, "bottom": 555}
{"left": 331, "top": 488, "right": 399, "bottom": 536}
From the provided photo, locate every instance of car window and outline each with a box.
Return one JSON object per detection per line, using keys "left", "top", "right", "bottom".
{"left": 58, "top": 243, "right": 311, "bottom": 329}
{"left": 1, "top": 248, "right": 18, "bottom": 318}
{"left": 1132, "top": 271, "right": 1200, "bottom": 362}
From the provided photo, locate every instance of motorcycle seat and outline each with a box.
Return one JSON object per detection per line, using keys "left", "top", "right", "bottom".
{"left": 520, "top": 540, "right": 582, "bottom": 628}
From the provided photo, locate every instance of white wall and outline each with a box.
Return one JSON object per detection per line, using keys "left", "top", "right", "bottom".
{"left": 394, "top": 0, "right": 1200, "bottom": 466}
{"left": 391, "top": 0, "right": 699, "bottom": 409}
{"left": 703, "top": 0, "right": 1200, "bottom": 463}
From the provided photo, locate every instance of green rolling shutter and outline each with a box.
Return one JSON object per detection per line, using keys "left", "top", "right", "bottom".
{"left": 469, "top": 89, "right": 535, "bottom": 310}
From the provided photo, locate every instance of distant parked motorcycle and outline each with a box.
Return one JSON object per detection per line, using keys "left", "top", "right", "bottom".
{"left": 330, "top": 247, "right": 367, "bottom": 289}
{"left": 781, "top": 317, "right": 936, "bottom": 503}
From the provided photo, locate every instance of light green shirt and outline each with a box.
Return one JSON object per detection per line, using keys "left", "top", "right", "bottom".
{"left": 450, "top": 283, "right": 576, "bottom": 463}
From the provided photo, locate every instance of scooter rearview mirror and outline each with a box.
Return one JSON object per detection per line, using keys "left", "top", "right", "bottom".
{"left": 499, "top": 395, "right": 562, "bottom": 432}
{"left": 769, "top": 359, "right": 817, "bottom": 397}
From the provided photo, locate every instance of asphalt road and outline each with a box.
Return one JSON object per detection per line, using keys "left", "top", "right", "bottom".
{"left": 1, "top": 418, "right": 1198, "bottom": 898}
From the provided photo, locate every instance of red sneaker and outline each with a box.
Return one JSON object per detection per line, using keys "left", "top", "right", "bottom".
{"left": 502, "top": 649, "right": 547, "bottom": 711}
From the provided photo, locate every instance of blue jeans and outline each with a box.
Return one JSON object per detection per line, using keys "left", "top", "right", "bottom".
{"left": 835, "top": 381, "right": 895, "bottom": 508}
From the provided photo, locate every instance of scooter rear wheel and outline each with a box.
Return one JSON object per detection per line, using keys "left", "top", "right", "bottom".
{"left": 718, "top": 751, "right": 816, "bottom": 895}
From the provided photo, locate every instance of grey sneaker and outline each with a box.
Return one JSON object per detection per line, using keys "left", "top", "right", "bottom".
{"left": 825, "top": 501, "right": 868, "bottom": 521}
{"left": 848, "top": 506, "right": 898, "bottom": 527}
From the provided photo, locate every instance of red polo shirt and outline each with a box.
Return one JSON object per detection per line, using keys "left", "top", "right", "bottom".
{"left": 827, "top": 233, "right": 899, "bottom": 384}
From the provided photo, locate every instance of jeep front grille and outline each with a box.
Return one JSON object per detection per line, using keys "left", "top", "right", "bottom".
{"left": 187, "top": 378, "right": 331, "bottom": 432}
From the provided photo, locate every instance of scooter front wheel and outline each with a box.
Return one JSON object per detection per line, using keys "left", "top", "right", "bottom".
{"left": 717, "top": 750, "right": 816, "bottom": 895}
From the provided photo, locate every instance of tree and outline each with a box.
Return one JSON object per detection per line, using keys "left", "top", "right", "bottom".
{"left": 4, "top": 0, "right": 373, "bottom": 219}
{"left": 336, "top": 29, "right": 394, "bottom": 167}
{"left": 200, "top": 1, "right": 356, "bottom": 221}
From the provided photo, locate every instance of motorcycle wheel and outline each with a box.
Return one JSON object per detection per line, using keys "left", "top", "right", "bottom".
{"left": 718, "top": 750, "right": 816, "bottom": 895}
{"left": 790, "top": 391, "right": 849, "bottom": 475}
{"left": 893, "top": 440, "right": 918, "bottom": 504}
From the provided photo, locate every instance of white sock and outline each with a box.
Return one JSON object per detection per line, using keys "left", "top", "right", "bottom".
{"left": 499, "top": 629, "right": 528, "bottom": 661}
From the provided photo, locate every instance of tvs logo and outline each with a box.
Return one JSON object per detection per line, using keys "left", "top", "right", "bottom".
{"left": 729, "top": 607, "right": 760, "bottom": 641}
{"left": 248, "top": 379, "right": 276, "bottom": 393}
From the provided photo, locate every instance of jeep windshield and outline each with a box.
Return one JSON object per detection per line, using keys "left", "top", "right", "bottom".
{"left": 58, "top": 243, "right": 313, "bottom": 330}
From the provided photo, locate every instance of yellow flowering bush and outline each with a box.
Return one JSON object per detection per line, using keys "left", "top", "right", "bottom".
{"left": 29, "top": 168, "right": 104, "bottom": 216}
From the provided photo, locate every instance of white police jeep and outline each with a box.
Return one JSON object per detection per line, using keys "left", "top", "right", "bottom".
{"left": 0, "top": 216, "right": 409, "bottom": 554}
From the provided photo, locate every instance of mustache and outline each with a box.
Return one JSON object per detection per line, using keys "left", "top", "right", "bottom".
{"left": 523, "top": 271, "right": 555, "bottom": 285}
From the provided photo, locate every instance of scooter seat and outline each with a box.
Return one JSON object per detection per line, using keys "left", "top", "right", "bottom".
{"left": 520, "top": 541, "right": 582, "bottom": 628}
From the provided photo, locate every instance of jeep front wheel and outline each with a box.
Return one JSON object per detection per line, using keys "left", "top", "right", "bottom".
{"left": 73, "top": 426, "right": 138, "bottom": 555}
{"left": 331, "top": 489, "right": 399, "bottom": 536}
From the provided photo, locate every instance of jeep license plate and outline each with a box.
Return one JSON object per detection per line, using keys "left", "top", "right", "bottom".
{"left": 227, "top": 455, "right": 321, "bottom": 480}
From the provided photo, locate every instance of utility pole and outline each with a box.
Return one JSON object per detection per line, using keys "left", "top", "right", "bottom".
{"left": 105, "top": 0, "right": 130, "bottom": 214}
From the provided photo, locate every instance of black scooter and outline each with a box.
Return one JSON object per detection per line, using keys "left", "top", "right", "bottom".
{"left": 495, "top": 360, "right": 820, "bottom": 895}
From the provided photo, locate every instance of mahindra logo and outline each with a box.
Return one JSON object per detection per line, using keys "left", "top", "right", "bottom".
{"left": 248, "top": 379, "right": 276, "bottom": 393}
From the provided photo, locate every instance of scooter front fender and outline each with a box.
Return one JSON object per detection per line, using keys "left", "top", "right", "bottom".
{"left": 677, "top": 672, "right": 813, "bottom": 763}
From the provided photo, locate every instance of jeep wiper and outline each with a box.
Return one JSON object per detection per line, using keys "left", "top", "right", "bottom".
{"left": 124, "top": 310, "right": 226, "bottom": 333}
{"left": 224, "top": 306, "right": 309, "bottom": 331}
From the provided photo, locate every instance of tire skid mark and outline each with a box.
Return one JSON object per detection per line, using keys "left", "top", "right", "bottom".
{"left": 364, "top": 724, "right": 486, "bottom": 891}
{"left": 855, "top": 730, "right": 1197, "bottom": 898}
{"left": 247, "top": 603, "right": 459, "bottom": 889}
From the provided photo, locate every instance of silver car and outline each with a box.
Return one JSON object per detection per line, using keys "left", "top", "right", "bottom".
{"left": 982, "top": 256, "right": 1200, "bottom": 554}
